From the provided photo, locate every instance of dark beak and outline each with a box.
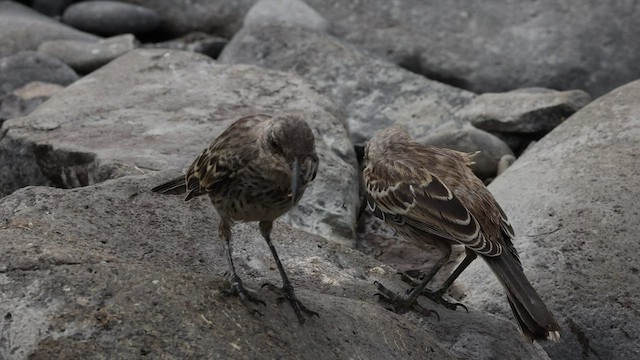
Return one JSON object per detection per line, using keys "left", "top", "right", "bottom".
{"left": 291, "top": 158, "right": 302, "bottom": 204}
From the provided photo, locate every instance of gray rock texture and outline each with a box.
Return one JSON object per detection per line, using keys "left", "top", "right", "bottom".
{"left": 460, "top": 88, "right": 592, "bottom": 133}
{"left": 220, "top": 23, "right": 521, "bottom": 179}
{"left": 143, "top": 32, "right": 227, "bottom": 59}
{"left": 0, "top": 1, "right": 99, "bottom": 57}
{"left": 31, "top": 0, "right": 73, "bottom": 17}
{"left": 0, "top": 51, "right": 78, "bottom": 96}
{"left": 62, "top": 1, "right": 160, "bottom": 36}
{"left": 245, "top": 0, "right": 329, "bottom": 31}
{"left": 220, "top": 24, "right": 476, "bottom": 147}
{"left": 0, "top": 175, "right": 549, "bottom": 359}
{"left": 305, "top": 0, "right": 640, "bottom": 97}
{"left": 118, "top": 0, "right": 256, "bottom": 37}
{"left": 0, "top": 49, "right": 358, "bottom": 245}
{"left": 38, "top": 34, "right": 138, "bottom": 73}
{"left": 0, "top": 82, "right": 63, "bottom": 121}
{"left": 417, "top": 122, "right": 514, "bottom": 179}
{"left": 458, "top": 79, "right": 640, "bottom": 359}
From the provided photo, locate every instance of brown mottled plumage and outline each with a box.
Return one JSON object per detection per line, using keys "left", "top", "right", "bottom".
{"left": 363, "top": 125, "right": 559, "bottom": 342}
{"left": 152, "top": 113, "right": 319, "bottom": 323}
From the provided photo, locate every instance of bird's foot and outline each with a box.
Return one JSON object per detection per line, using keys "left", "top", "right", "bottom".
{"left": 221, "top": 275, "right": 266, "bottom": 316}
{"left": 262, "top": 282, "right": 319, "bottom": 324}
{"left": 373, "top": 281, "right": 439, "bottom": 320}
{"left": 399, "top": 273, "right": 468, "bottom": 312}
{"left": 415, "top": 288, "right": 468, "bottom": 312}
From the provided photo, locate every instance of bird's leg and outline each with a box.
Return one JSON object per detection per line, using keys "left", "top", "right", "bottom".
{"left": 218, "top": 220, "right": 265, "bottom": 313}
{"left": 259, "top": 221, "right": 318, "bottom": 324}
{"left": 375, "top": 241, "right": 458, "bottom": 318}
{"left": 374, "top": 251, "right": 447, "bottom": 319}
{"left": 402, "top": 248, "right": 477, "bottom": 311}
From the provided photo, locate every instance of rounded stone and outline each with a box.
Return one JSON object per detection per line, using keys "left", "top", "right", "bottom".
{"left": 0, "top": 51, "right": 78, "bottom": 97}
{"left": 63, "top": 1, "right": 160, "bottom": 36}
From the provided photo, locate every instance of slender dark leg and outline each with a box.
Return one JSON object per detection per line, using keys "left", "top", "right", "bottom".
{"left": 401, "top": 248, "right": 478, "bottom": 311}
{"left": 219, "top": 219, "right": 265, "bottom": 312}
{"left": 374, "top": 242, "right": 453, "bottom": 319}
{"left": 435, "top": 248, "right": 478, "bottom": 294}
{"left": 259, "top": 221, "right": 318, "bottom": 324}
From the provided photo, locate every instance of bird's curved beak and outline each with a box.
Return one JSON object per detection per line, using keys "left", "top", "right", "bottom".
{"left": 290, "top": 158, "right": 301, "bottom": 204}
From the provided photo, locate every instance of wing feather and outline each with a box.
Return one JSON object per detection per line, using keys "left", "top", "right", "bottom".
{"left": 182, "top": 115, "right": 264, "bottom": 200}
{"left": 365, "top": 166, "right": 502, "bottom": 257}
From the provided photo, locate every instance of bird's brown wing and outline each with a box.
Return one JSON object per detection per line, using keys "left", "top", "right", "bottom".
{"left": 364, "top": 165, "right": 503, "bottom": 257}
{"left": 183, "top": 115, "right": 265, "bottom": 200}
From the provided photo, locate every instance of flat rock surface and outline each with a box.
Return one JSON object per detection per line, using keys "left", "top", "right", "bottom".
{"left": 306, "top": 0, "right": 640, "bottom": 97}
{"left": 458, "top": 79, "right": 640, "bottom": 359}
{"left": 0, "top": 1, "right": 99, "bottom": 57}
{"left": 0, "top": 175, "right": 548, "bottom": 360}
{"left": 0, "top": 49, "right": 359, "bottom": 245}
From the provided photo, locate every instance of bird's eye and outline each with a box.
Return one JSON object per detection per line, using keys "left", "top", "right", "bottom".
{"left": 269, "top": 135, "right": 282, "bottom": 152}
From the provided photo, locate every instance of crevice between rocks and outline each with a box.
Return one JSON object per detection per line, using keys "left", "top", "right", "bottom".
{"left": 397, "top": 53, "right": 470, "bottom": 90}
{"left": 0, "top": 135, "right": 109, "bottom": 197}
{"left": 33, "top": 144, "right": 103, "bottom": 189}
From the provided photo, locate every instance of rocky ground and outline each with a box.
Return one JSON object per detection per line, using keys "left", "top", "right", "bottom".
{"left": 1, "top": 1, "right": 639, "bottom": 359}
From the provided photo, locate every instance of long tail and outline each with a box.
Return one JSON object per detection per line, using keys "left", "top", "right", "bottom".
{"left": 484, "top": 252, "right": 561, "bottom": 342}
{"left": 151, "top": 176, "right": 187, "bottom": 195}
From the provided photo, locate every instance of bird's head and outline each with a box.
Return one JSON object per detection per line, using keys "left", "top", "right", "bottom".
{"left": 264, "top": 114, "right": 319, "bottom": 203}
{"left": 364, "top": 125, "right": 411, "bottom": 165}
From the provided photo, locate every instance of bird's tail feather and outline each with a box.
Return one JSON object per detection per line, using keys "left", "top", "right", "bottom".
{"left": 485, "top": 253, "right": 560, "bottom": 342}
{"left": 151, "top": 176, "right": 187, "bottom": 195}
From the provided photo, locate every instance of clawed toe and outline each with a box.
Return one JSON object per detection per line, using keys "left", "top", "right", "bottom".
{"left": 221, "top": 277, "right": 266, "bottom": 315}
{"left": 397, "top": 272, "right": 468, "bottom": 312}
{"left": 262, "top": 282, "right": 319, "bottom": 323}
{"left": 373, "top": 281, "right": 440, "bottom": 320}
{"left": 420, "top": 288, "right": 468, "bottom": 312}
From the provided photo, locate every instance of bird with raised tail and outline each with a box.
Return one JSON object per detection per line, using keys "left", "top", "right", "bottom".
{"left": 363, "top": 125, "right": 560, "bottom": 342}
{"left": 152, "top": 113, "right": 319, "bottom": 324}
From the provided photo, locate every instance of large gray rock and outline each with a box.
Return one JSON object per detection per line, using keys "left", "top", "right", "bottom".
{"left": 306, "top": 0, "right": 640, "bottom": 97}
{"left": 0, "top": 51, "right": 78, "bottom": 96}
{"left": 457, "top": 80, "right": 640, "bottom": 359}
{"left": 460, "top": 88, "right": 592, "bottom": 133}
{"left": 0, "top": 49, "right": 358, "bottom": 245}
{"left": 38, "top": 34, "right": 138, "bottom": 73}
{"left": 62, "top": 1, "right": 160, "bottom": 36}
{"left": 0, "top": 175, "right": 549, "bottom": 359}
{"left": 118, "top": 0, "right": 257, "bottom": 37}
{"left": 0, "top": 1, "right": 99, "bottom": 57}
